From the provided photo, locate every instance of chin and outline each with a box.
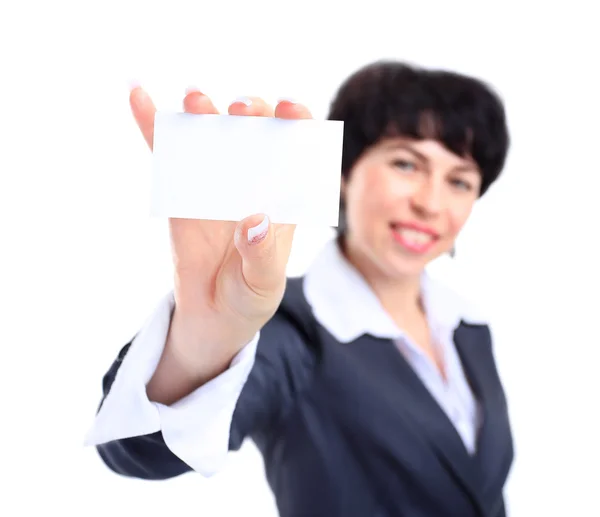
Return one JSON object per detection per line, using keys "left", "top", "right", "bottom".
{"left": 378, "top": 252, "right": 426, "bottom": 280}
{"left": 382, "top": 244, "right": 447, "bottom": 279}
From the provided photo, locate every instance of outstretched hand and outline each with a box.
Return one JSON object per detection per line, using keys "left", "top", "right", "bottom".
{"left": 129, "top": 86, "right": 313, "bottom": 350}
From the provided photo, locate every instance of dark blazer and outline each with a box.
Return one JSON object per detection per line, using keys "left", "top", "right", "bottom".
{"left": 96, "top": 277, "right": 514, "bottom": 517}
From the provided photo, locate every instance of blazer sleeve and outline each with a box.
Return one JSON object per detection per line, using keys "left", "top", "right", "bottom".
{"left": 87, "top": 293, "right": 316, "bottom": 480}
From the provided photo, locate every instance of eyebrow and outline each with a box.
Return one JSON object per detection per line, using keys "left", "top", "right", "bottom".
{"left": 382, "top": 141, "right": 429, "bottom": 162}
{"left": 451, "top": 164, "right": 480, "bottom": 175}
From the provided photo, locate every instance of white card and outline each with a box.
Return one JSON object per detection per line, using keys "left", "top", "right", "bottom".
{"left": 150, "top": 112, "right": 344, "bottom": 226}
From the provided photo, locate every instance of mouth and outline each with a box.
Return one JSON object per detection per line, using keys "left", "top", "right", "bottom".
{"left": 390, "top": 222, "right": 439, "bottom": 254}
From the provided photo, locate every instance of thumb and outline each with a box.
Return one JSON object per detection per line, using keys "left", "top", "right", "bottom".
{"left": 234, "top": 214, "right": 286, "bottom": 295}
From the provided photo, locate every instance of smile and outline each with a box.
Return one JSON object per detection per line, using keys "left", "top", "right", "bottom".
{"left": 391, "top": 223, "right": 439, "bottom": 254}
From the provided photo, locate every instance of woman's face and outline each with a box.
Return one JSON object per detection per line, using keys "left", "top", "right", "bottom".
{"left": 343, "top": 137, "right": 482, "bottom": 279}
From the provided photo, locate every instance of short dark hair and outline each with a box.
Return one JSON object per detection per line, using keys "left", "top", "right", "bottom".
{"left": 327, "top": 60, "right": 510, "bottom": 197}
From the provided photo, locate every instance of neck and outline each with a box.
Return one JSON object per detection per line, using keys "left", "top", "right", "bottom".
{"left": 339, "top": 235, "right": 425, "bottom": 324}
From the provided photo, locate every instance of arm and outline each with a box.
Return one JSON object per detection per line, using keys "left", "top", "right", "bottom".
{"left": 92, "top": 86, "right": 312, "bottom": 480}
{"left": 86, "top": 293, "right": 315, "bottom": 480}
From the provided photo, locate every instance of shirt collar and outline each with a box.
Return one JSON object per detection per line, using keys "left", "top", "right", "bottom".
{"left": 302, "top": 238, "right": 487, "bottom": 343}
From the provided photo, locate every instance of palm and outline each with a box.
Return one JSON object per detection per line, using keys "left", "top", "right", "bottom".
{"left": 168, "top": 218, "right": 252, "bottom": 316}
{"left": 168, "top": 218, "right": 235, "bottom": 277}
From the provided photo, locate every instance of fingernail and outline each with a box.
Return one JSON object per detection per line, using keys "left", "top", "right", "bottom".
{"left": 185, "top": 85, "right": 202, "bottom": 95}
{"left": 232, "top": 96, "right": 252, "bottom": 107}
{"left": 277, "top": 97, "right": 299, "bottom": 105}
{"left": 128, "top": 79, "right": 141, "bottom": 92}
{"left": 248, "top": 215, "right": 269, "bottom": 245}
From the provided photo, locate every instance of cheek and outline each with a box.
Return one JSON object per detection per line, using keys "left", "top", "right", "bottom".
{"left": 351, "top": 167, "right": 388, "bottom": 213}
{"left": 446, "top": 204, "right": 475, "bottom": 236}
{"left": 360, "top": 167, "right": 410, "bottom": 213}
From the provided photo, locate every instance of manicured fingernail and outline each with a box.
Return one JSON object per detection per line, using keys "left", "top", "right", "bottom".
{"left": 248, "top": 215, "right": 269, "bottom": 245}
{"left": 185, "top": 85, "right": 202, "bottom": 95}
{"left": 232, "top": 96, "right": 252, "bottom": 107}
{"left": 128, "top": 79, "right": 141, "bottom": 91}
{"left": 277, "top": 97, "right": 299, "bottom": 105}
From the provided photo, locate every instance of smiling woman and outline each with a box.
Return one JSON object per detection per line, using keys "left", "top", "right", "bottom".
{"left": 86, "top": 60, "right": 513, "bottom": 517}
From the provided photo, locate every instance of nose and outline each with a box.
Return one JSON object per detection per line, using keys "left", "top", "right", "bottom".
{"left": 410, "top": 178, "right": 444, "bottom": 216}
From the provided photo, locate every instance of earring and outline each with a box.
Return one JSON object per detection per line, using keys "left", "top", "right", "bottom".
{"left": 449, "top": 245, "right": 456, "bottom": 258}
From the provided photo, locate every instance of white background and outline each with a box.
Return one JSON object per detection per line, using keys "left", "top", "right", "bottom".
{"left": 1, "top": 1, "right": 599, "bottom": 515}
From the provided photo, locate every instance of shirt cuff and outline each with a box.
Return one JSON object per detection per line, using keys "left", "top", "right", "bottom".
{"left": 84, "top": 291, "right": 259, "bottom": 476}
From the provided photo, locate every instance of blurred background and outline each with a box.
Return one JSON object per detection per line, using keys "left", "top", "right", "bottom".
{"left": 0, "top": 1, "right": 598, "bottom": 515}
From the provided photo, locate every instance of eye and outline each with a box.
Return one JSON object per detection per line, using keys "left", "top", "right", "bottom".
{"left": 392, "top": 159, "right": 417, "bottom": 172}
{"left": 450, "top": 178, "right": 473, "bottom": 191}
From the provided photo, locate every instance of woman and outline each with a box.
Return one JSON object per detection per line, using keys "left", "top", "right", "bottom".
{"left": 86, "top": 61, "right": 514, "bottom": 517}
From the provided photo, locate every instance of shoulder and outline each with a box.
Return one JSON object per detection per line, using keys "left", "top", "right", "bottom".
{"left": 277, "top": 276, "right": 319, "bottom": 338}
{"left": 254, "top": 275, "right": 319, "bottom": 368}
{"left": 235, "top": 277, "right": 318, "bottom": 420}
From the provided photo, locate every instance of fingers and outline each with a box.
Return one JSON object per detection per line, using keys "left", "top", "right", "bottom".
{"left": 130, "top": 85, "right": 221, "bottom": 151}
{"left": 227, "top": 97, "right": 312, "bottom": 119}
{"left": 228, "top": 96, "right": 274, "bottom": 117}
{"left": 183, "top": 88, "right": 219, "bottom": 115}
{"left": 275, "top": 99, "right": 312, "bottom": 120}
{"left": 131, "top": 87, "right": 312, "bottom": 152}
{"left": 129, "top": 87, "right": 157, "bottom": 150}
{"left": 233, "top": 214, "right": 296, "bottom": 296}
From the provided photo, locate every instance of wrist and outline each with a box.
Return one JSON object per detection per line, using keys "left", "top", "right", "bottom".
{"left": 167, "top": 305, "right": 254, "bottom": 371}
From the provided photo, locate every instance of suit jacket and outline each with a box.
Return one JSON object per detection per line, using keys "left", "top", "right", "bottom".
{"left": 97, "top": 277, "right": 514, "bottom": 517}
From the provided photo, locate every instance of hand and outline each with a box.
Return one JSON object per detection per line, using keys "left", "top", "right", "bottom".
{"left": 129, "top": 88, "right": 312, "bottom": 356}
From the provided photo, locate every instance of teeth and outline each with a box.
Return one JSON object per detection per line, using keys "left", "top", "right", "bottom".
{"left": 397, "top": 228, "right": 433, "bottom": 246}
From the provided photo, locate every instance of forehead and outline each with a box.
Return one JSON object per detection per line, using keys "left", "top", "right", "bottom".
{"left": 375, "top": 137, "right": 477, "bottom": 169}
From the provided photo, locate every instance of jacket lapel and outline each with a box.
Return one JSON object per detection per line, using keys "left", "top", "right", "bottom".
{"left": 364, "top": 334, "right": 486, "bottom": 507}
{"left": 454, "top": 323, "right": 514, "bottom": 513}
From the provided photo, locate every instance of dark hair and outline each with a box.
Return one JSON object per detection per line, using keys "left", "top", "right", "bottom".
{"left": 327, "top": 61, "right": 510, "bottom": 198}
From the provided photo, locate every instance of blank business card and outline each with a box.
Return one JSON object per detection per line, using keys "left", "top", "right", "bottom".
{"left": 150, "top": 112, "right": 344, "bottom": 226}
